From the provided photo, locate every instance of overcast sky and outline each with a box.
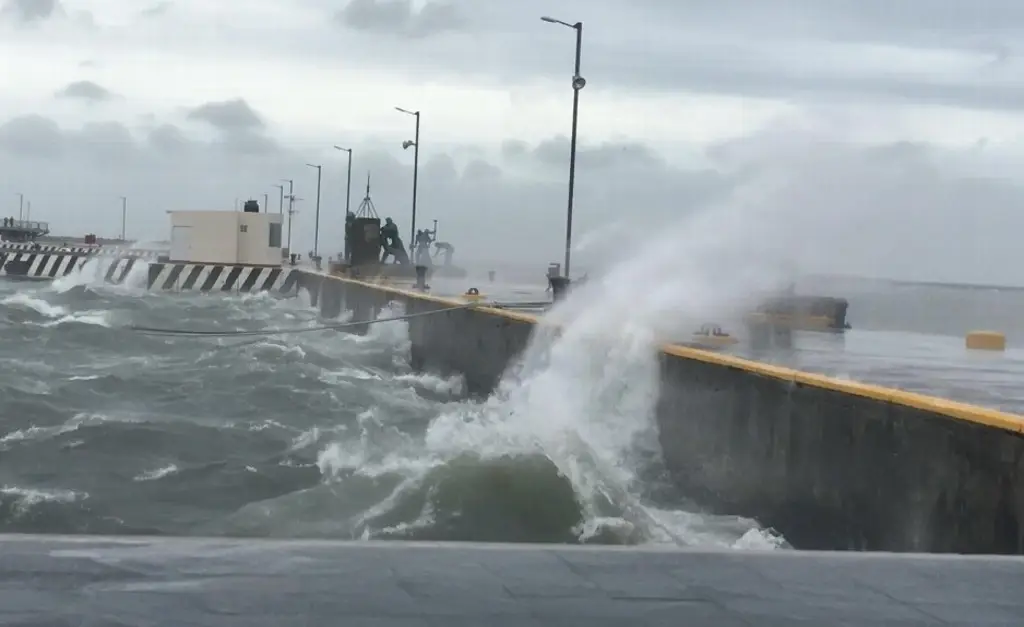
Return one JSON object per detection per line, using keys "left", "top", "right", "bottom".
{"left": 2, "top": 0, "right": 1024, "bottom": 283}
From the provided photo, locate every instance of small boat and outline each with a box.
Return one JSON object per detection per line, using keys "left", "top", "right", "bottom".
{"left": 460, "top": 287, "right": 485, "bottom": 302}
{"left": 747, "top": 295, "right": 851, "bottom": 332}
{"left": 686, "top": 324, "right": 739, "bottom": 348}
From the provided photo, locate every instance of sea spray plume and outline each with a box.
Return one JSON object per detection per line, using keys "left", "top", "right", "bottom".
{"left": 569, "top": 218, "right": 630, "bottom": 261}
{"left": 427, "top": 131, "right": 929, "bottom": 544}
{"left": 422, "top": 194, "right": 809, "bottom": 543}
{"left": 49, "top": 256, "right": 111, "bottom": 293}
{"left": 485, "top": 193, "right": 807, "bottom": 542}
{"left": 702, "top": 125, "right": 965, "bottom": 282}
{"left": 423, "top": 127, "right": 952, "bottom": 544}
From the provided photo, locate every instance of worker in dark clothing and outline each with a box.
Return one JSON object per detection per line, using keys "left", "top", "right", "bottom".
{"left": 433, "top": 241, "right": 454, "bottom": 266}
{"left": 380, "top": 217, "right": 409, "bottom": 264}
{"left": 380, "top": 217, "right": 398, "bottom": 262}
{"left": 344, "top": 212, "right": 355, "bottom": 263}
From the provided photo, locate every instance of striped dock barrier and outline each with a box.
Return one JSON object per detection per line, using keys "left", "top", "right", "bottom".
{"left": 0, "top": 251, "right": 91, "bottom": 280}
{"left": 146, "top": 262, "right": 299, "bottom": 293}
{"left": 0, "top": 244, "right": 165, "bottom": 260}
{"left": 0, "top": 250, "right": 300, "bottom": 295}
{"left": 0, "top": 244, "right": 96, "bottom": 254}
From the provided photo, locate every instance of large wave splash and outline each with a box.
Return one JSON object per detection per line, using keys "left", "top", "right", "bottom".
{"left": 0, "top": 225, "right": 790, "bottom": 548}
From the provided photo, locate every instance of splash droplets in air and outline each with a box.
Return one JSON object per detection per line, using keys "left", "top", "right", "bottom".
{"left": 0, "top": 171, "right": 857, "bottom": 548}
{"left": 419, "top": 181, "right": 854, "bottom": 548}
{"left": 51, "top": 255, "right": 150, "bottom": 294}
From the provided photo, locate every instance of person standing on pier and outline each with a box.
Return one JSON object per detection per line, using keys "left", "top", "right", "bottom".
{"left": 380, "top": 217, "right": 408, "bottom": 264}
{"left": 344, "top": 212, "right": 355, "bottom": 263}
{"left": 414, "top": 228, "right": 434, "bottom": 265}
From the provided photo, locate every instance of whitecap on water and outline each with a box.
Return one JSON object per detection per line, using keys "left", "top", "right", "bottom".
{"left": 1, "top": 292, "right": 68, "bottom": 317}
{"left": 0, "top": 485, "right": 87, "bottom": 517}
{"left": 38, "top": 311, "right": 113, "bottom": 328}
{"left": 133, "top": 464, "right": 179, "bottom": 482}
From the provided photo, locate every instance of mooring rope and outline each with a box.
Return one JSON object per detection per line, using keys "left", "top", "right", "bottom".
{"left": 128, "top": 301, "right": 490, "bottom": 338}
{"left": 129, "top": 296, "right": 692, "bottom": 545}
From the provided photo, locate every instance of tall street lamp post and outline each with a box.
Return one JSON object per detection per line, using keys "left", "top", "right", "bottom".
{"left": 281, "top": 178, "right": 294, "bottom": 253}
{"left": 306, "top": 163, "right": 322, "bottom": 258}
{"left": 541, "top": 15, "right": 585, "bottom": 279}
{"left": 119, "top": 195, "right": 127, "bottom": 240}
{"left": 334, "top": 145, "right": 354, "bottom": 262}
{"left": 273, "top": 184, "right": 284, "bottom": 214}
{"left": 333, "top": 146, "right": 353, "bottom": 218}
{"left": 395, "top": 107, "right": 420, "bottom": 244}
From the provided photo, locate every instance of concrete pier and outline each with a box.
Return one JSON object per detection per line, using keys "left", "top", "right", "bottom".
{"left": 3, "top": 536, "right": 1022, "bottom": 626}
{"left": 0, "top": 246, "right": 303, "bottom": 294}
{"left": 300, "top": 271, "right": 1024, "bottom": 555}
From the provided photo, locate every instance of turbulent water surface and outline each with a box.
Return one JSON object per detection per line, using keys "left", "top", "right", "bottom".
{"left": 0, "top": 262, "right": 782, "bottom": 549}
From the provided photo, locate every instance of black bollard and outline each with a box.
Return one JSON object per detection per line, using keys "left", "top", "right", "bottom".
{"left": 549, "top": 276, "right": 570, "bottom": 301}
{"left": 414, "top": 265, "right": 428, "bottom": 290}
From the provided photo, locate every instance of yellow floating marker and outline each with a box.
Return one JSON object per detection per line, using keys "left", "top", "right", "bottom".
{"left": 966, "top": 331, "right": 1006, "bottom": 351}
{"left": 462, "top": 287, "right": 484, "bottom": 301}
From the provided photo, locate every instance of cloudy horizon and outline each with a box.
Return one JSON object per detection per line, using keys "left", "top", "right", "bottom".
{"left": 3, "top": 0, "right": 1024, "bottom": 284}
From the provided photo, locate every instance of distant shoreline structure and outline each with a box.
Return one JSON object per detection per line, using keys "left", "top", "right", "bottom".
{"left": 805, "top": 273, "right": 1024, "bottom": 293}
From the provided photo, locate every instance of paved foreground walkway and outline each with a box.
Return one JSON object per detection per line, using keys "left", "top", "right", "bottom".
{"left": 2, "top": 536, "right": 1021, "bottom": 625}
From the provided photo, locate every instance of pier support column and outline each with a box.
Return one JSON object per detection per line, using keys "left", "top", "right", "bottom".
{"left": 309, "top": 280, "right": 320, "bottom": 308}
{"left": 293, "top": 272, "right": 323, "bottom": 307}
{"left": 346, "top": 289, "right": 376, "bottom": 336}
{"left": 320, "top": 279, "right": 343, "bottom": 319}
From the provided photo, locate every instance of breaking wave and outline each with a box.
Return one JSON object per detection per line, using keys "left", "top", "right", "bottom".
{"left": 0, "top": 271, "right": 785, "bottom": 550}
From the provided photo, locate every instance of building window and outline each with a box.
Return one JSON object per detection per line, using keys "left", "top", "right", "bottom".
{"left": 269, "top": 222, "right": 282, "bottom": 247}
{"left": 239, "top": 225, "right": 248, "bottom": 233}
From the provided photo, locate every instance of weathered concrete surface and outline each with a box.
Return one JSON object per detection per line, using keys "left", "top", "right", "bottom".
{"left": 304, "top": 272, "right": 1024, "bottom": 554}
{"left": 656, "top": 353, "right": 1024, "bottom": 554}
{"left": 4, "top": 535, "right": 1024, "bottom": 626}
{"left": 305, "top": 273, "right": 531, "bottom": 392}
{"left": 403, "top": 294, "right": 533, "bottom": 394}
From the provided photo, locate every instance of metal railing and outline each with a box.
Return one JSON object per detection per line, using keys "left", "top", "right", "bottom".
{"left": 0, "top": 219, "right": 49, "bottom": 232}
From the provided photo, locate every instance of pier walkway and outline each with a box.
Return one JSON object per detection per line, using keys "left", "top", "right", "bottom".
{"left": 2, "top": 536, "right": 1020, "bottom": 625}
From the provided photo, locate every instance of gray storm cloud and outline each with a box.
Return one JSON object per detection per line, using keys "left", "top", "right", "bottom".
{"left": 55, "top": 80, "right": 115, "bottom": 102}
{"left": 337, "top": 0, "right": 464, "bottom": 38}
{"left": 2, "top": 0, "right": 61, "bottom": 22}
{"left": 2, "top": 0, "right": 1024, "bottom": 284}
{"left": 1, "top": 100, "right": 1022, "bottom": 285}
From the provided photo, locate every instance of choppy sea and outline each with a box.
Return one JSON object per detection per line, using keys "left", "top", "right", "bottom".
{"left": 0, "top": 259, "right": 783, "bottom": 549}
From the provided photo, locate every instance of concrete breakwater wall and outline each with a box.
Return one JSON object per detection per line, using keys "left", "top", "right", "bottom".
{"left": 0, "top": 250, "right": 88, "bottom": 279}
{"left": 146, "top": 262, "right": 299, "bottom": 293}
{"left": 297, "top": 270, "right": 1024, "bottom": 555}
{"left": 0, "top": 250, "right": 300, "bottom": 295}
{"left": 0, "top": 244, "right": 163, "bottom": 259}
{"left": 0, "top": 252, "right": 146, "bottom": 284}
